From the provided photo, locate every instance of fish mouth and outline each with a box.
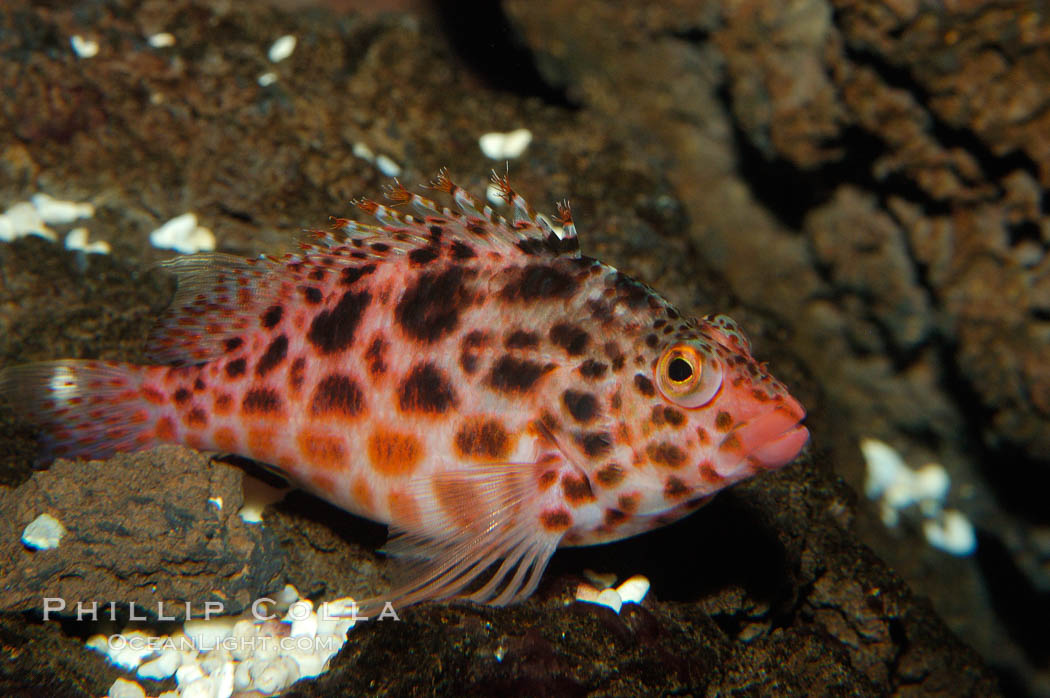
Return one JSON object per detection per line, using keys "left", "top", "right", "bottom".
{"left": 728, "top": 404, "right": 810, "bottom": 470}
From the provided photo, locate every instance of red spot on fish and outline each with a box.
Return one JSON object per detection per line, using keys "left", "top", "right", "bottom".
{"left": 297, "top": 429, "right": 346, "bottom": 470}
{"left": 368, "top": 429, "right": 423, "bottom": 476}
{"left": 561, "top": 472, "right": 595, "bottom": 505}
{"left": 540, "top": 508, "right": 573, "bottom": 532}
{"left": 155, "top": 416, "right": 175, "bottom": 441}
{"left": 142, "top": 386, "right": 165, "bottom": 405}
{"left": 214, "top": 427, "right": 238, "bottom": 452}
{"left": 351, "top": 476, "right": 375, "bottom": 515}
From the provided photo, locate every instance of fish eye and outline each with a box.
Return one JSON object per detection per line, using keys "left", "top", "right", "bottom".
{"left": 656, "top": 345, "right": 723, "bottom": 408}
{"left": 667, "top": 357, "right": 693, "bottom": 383}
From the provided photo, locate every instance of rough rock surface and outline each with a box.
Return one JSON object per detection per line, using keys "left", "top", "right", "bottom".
{"left": 0, "top": 446, "right": 282, "bottom": 618}
{"left": 0, "top": 0, "right": 1032, "bottom": 695}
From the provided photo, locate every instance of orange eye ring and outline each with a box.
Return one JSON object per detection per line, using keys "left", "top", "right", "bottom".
{"left": 655, "top": 345, "right": 723, "bottom": 408}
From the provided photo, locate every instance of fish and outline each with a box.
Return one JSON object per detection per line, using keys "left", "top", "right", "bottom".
{"left": 0, "top": 171, "right": 809, "bottom": 610}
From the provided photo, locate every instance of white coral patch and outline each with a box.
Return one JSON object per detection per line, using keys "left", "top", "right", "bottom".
{"left": 375, "top": 154, "right": 401, "bottom": 177}
{"left": 479, "top": 128, "right": 532, "bottom": 160}
{"left": 615, "top": 575, "right": 651, "bottom": 605}
{"left": 0, "top": 201, "right": 55, "bottom": 242}
{"left": 148, "top": 32, "right": 176, "bottom": 48}
{"left": 268, "top": 35, "right": 297, "bottom": 63}
{"left": 21, "top": 513, "right": 66, "bottom": 550}
{"left": 149, "top": 212, "right": 216, "bottom": 254}
{"left": 71, "top": 35, "right": 99, "bottom": 58}
{"left": 107, "top": 677, "right": 146, "bottom": 698}
{"left": 32, "top": 193, "right": 95, "bottom": 224}
{"left": 923, "top": 509, "right": 977, "bottom": 556}
{"left": 860, "top": 437, "right": 975, "bottom": 556}
{"left": 65, "top": 227, "right": 111, "bottom": 254}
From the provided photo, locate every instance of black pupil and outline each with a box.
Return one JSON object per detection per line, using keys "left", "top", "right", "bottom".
{"left": 668, "top": 357, "right": 693, "bottom": 382}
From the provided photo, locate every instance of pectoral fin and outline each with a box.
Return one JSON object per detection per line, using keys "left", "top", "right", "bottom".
{"left": 359, "top": 462, "right": 567, "bottom": 613}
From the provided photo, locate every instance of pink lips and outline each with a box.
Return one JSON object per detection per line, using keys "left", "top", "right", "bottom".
{"left": 729, "top": 399, "right": 810, "bottom": 469}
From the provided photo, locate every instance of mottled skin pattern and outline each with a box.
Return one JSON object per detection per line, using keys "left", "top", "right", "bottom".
{"left": 0, "top": 173, "right": 808, "bottom": 609}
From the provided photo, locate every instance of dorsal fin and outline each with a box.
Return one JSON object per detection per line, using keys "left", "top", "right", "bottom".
{"left": 146, "top": 171, "right": 581, "bottom": 366}
{"left": 305, "top": 170, "right": 581, "bottom": 260}
{"left": 145, "top": 254, "right": 284, "bottom": 365}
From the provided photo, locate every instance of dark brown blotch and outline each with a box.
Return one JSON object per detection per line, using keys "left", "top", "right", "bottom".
{"left": 540, "top": 508, "right": 573, "bottom": 531}
{"left": 224, "top": 337, "right": 243, "bottom": 353}
{"left": 500, "top": 264, "right": 576, "bottom": 301}
{"left": 562, "top": 389, "right": 598, "bottom": 424}
{"left": 398, "top": 363, "right": 458, "bottom": 414}
{"left": 256, "top": 334, "right": 288, "bottom": 377}
{"left": 561, "top": 473, "right": 595, "bottom": 504}
{"left": 310, "top": 373, "right": 365, "bottom": 417}
{"left": 664, "top": 407, "right": 685, "bottom": 427}
{"left": 715, "top": 411, "right": 733, "bottom": 432}
{"left": 395, "top": 268, "right": 475, "bottom": 343}
{"left": 261, "top": 305, "right": 283, "bottom": 329}
{"left": 634, "top": 374, "right": 656, "bottom": 397}
{"left": 486, "top": 356, "right": 553, "bottom": 393}
{"left": 173, "top": 387, "right": 191, "bottom": 405}
{"left": 289, "top": 357, "right": 306, "bottom": 390}
{"left": 595, "top": 463, "right": 624, "bottom": 488}
{"left": 225, "top": 358, "right": 247, "bottom": 378}
{"left": 341, "top": 264, "right": 376, "bottom": 286}
{"left": 450, "top": 241, "right": 476, "bottom": 260}
{"left": 301, "top": 286, "right": 322, "bottom": 304}
{"left": 365, "top": 336, "right": 388, "bottom": 377}
{"left": 550, "top": 323, "right": 589, "bottom": 356}
{"left": 647, "top": 442, "right": 687, "bottom": 468}
{"left": 576, "top": 431, "right": 613, "bottom": 458}
{"left": 307, "top": 289, "right": 371, "bottom": 354}
{"left": 454, "top": 418, "right": 510, "bottom": 460}
{"left": 578, "top": 359, "right": 608, "bottom": 380}
{"left": 505, "top": 330, "right": 540, "bottom": 349}
{"left": 408, "top": 246, "right": 440, "bottom": 266}
{"left": 242, "top": 387, "right": 283, "bottom": 415}
{"left": 664, "top": 475, "right": 690, "bottom": 499}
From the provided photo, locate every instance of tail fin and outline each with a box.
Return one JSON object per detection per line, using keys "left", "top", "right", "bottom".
{"left": 0, "top": 360, "right": 162, "bottom": 462}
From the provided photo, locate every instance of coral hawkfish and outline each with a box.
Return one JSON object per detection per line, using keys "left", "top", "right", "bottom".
{"left": 0, "top": 172, "right": 809, "bottom": 609}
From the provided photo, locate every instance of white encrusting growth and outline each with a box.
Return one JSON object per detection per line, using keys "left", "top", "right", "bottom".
{"left": 71, "top": 35, "right": 99, "bottom": 58}
{"left": 922, "top": 510, "right": 978, "bottom": 557}
{"left": 268, "top": 35, "right": 297, "bottom": 63}
{"left": 374, "top": 154, "right": 401, "bottom": 177}
{"left": 0, "top": 201, "right": 53, "bottom": 241}
{"left": 88, "top": 587, "right": 359, "bottom": 697}
{"left": 148, "top": 32, "right": 176, "bottom": 48}
{"left": 1, "top": 193, "right": 105, "bottom": 250}
{"left": 860, "top": 437, "right": 976, "bottom": 556}
{"left": 108, "top": 677, "right": 147, "bottom": 698}
{"left": 21, "top": 513, "right": 66, "bottom": 550}
{"left": 478, "top": 128, "right": 533, "bottom": 160}
{"left": 32, "top": 193, "right": 95, "bottom": 224}
{"left": 573, "top": 573, "right": 651, "bottom": 613}
{"left": 351, "top": 141, "right": 402, "bottom": 177}
{"left": 65, "top": 227, "right": 111, "bottom": 254}
{"left": 149, "top": 213, "right": 216, "bottom": 254}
